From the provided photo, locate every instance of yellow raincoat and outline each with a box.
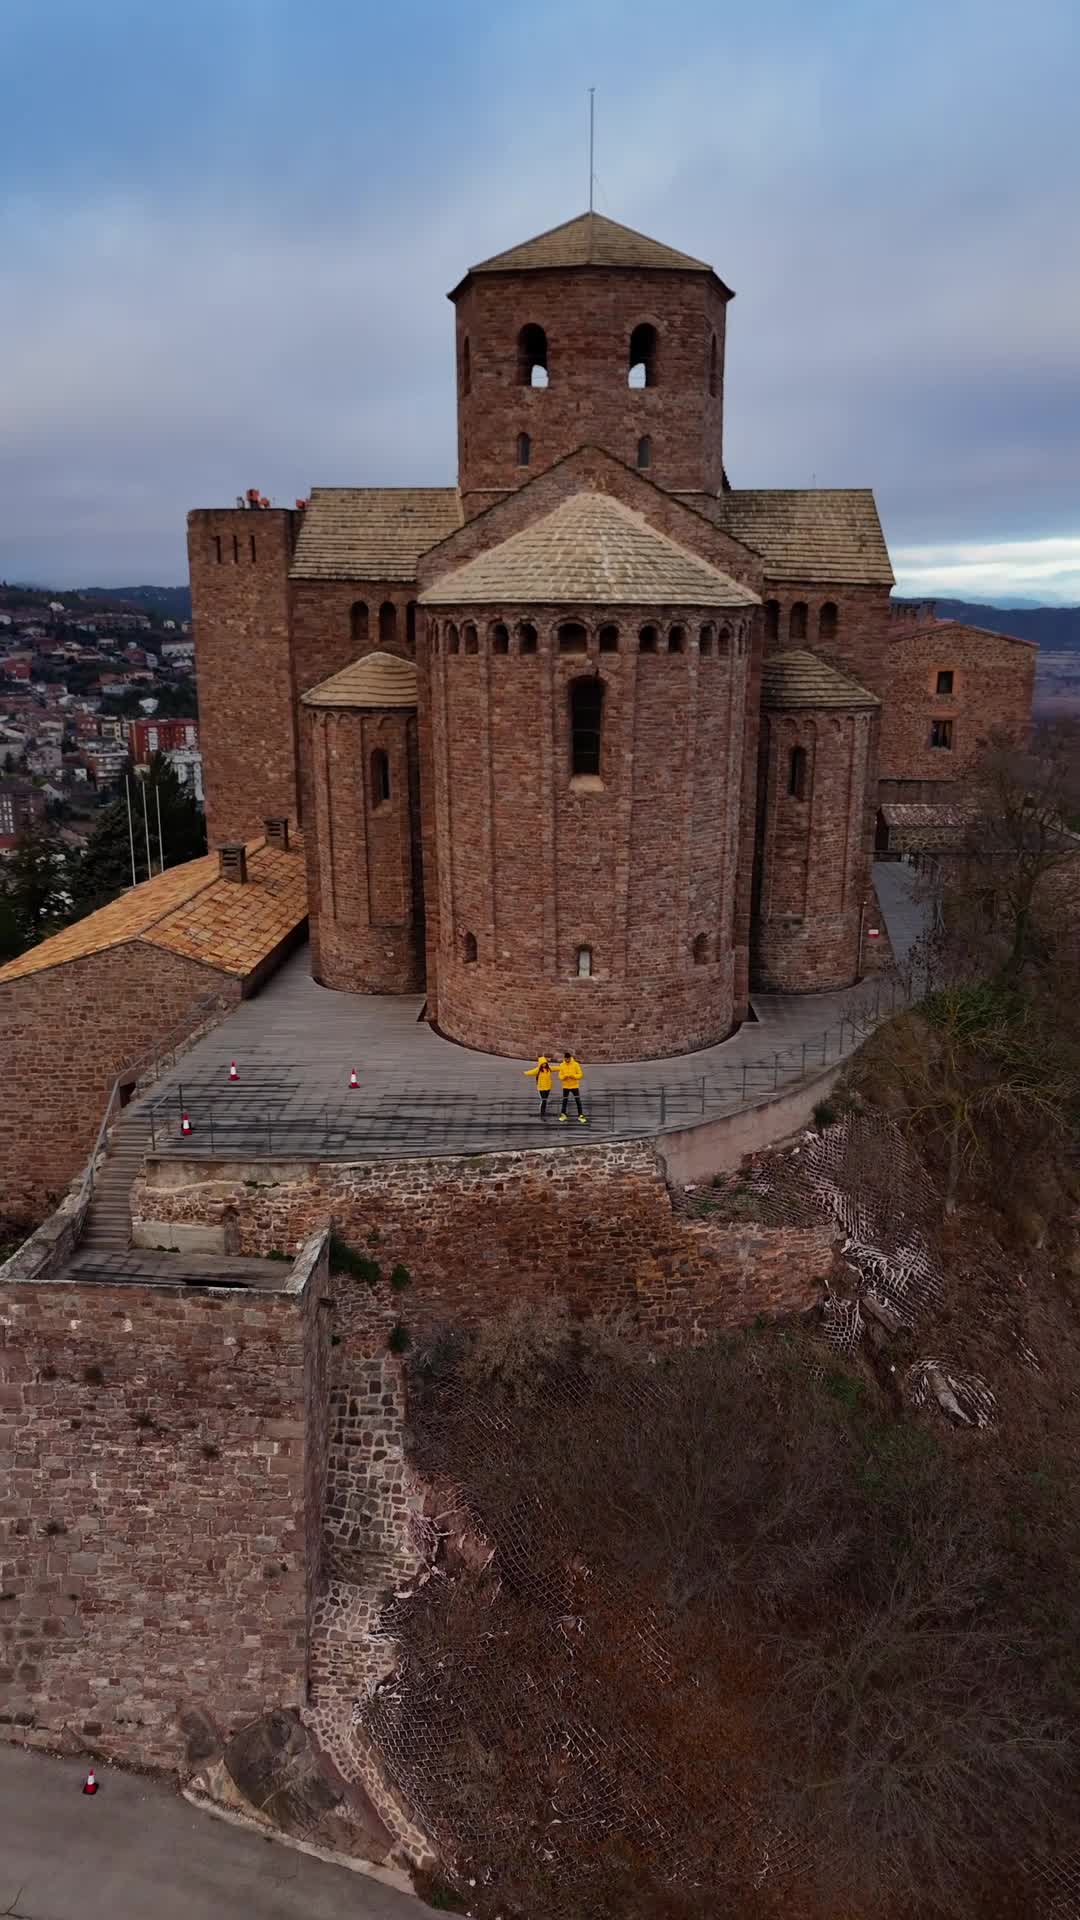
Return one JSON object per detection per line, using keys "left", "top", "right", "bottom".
{"left": 525, "top": 1056, "right": 553, "bottom": 1093}
{"left": 557, "top": 1055, "right": 584, "bottom": 1089}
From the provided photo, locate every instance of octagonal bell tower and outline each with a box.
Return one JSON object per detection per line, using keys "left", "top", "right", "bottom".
{"left": 450, "top": 212, "right": 733, "bottom": 517}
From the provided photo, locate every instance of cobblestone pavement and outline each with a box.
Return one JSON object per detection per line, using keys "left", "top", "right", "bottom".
{"left": 133, "top": 865, "right": 925, "bottom": 1161}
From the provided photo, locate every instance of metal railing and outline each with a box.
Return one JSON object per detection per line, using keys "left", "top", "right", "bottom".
{"left": 85, "top": 993, "right": 230, "bottom": 1199}
{"left": 142, "top": 971, "right": 911, "bottom": 1161}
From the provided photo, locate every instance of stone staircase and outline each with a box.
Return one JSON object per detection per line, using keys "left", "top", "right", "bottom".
{"left": 78, "top": 1107, "right": 151, "bottom": 1254}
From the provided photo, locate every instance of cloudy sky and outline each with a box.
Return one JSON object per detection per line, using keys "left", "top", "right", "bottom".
{"left": 1, "top": 0, "right": 1078, "bottom": 600}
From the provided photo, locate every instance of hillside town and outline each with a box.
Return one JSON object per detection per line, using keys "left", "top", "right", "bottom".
{"left": 0, "top": 584, "right": 200, "bottom": 855}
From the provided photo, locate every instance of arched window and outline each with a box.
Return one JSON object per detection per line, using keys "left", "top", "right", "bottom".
{"left": 637, "top": 435, "right": 652, "bottom": 470}
{"left": 639, "top": 625, "right": 659, "bottom": 653}
{"left": 350, "top": 601, "right": 369, "bottom": 645}
{"left": 577, "top": 946, "right": 593, "bottom": 978}
{"left": 668, "top": 625, "right": 685, "bottom": 653}
{"left": 379, "top": 601, "right": 397, "bottom": 647}
{"left": 628, "top": 323, "right": 657, "bottom": 388}
{"left": 558, "top": 622, "right": 587, "bottom": 655}
{"left": 463, "top": 623, "right": 479, "bottom": 655}
{"left": 764, "top": 600, "right": 780, "bottom": 644}
{"left": 789, "top": 602, "right": 808, "bottom": 643}
{"left": 370, "top": 748, "right": 390, "bottom": 809}
{"left": 598, "top": 625, "right": 619, "bottom": 653}
{"left": 492, "top": 623, "right": 510, "bottom": 654}
{"left": 447, "top": 623, "right": 460, "bottom": 655}
{"left": 699, "top": 624, "right": 715, "bottom": 656}
{"left": 519, "top": 623, "right": 538, "bottom": 654}
{"left": 819, "top": 601, "right": 838, "bottom": 642}
{"left": 693, "top": 932, "right": 708, "bottom": 965}
{"left": 406, "top": 601, "right": 417, "bottom": 651}
{"left": 717, "top": 624, "right": 731, "bottom": 657}
{"left": 788, "top": 745, "right": 808, "bottom": 800}
{"left": 570, "top": 676, "right": 605, "bottom": 778}
{"left": 708, "top": 333, "right": 718, "bottom": 397}
{"left": 463, "top": 931, "right": 478, "bottom": 964}
{"left": 517, "top": 432, "right": 531, "bottom": 467}
{"left": 461, "top": 336, "right": 471, "bottom": 396}
{"left": 517, "top": 323, "right": 548, "bottom": 387}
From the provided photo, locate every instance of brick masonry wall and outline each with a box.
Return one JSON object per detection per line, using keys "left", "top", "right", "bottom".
{"left": 762, "top": 582, "right": 893, "bottom": 703}
{"left": 453, "top": 267, "right": 730, "bottom": 507}
{"left": 426, "top": 605, "right": 750, "bottom": 1059}
{"left": 0, "top": 943, "right": 239, "bottom": 1223}
{"left": 0, "top": 1264, "right": 330, "bottom": 1769}
{"left": 289, "top": 582, "right": 418, "bottom": 703}
{"left": 879, "top": 622, "right": 1036, "bottom": 783}
{"left": 188, "top": 508, "right": 301, "bottom": 845}
{"left": 752, "top": 706, "right": 876, "bottom": 992}
{"left": 132, "top": 1141, "right": 835, "bottom": 1343}
{"left": 305, "top": 706, "right": 424, "bottom": 993}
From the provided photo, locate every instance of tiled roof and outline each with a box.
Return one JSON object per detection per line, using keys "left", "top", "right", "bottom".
{"left": 290, "top": 488, "right": 463, "bottom": 582}
{"left": 461, "top": 211, "right": 714, "bottom": 279}
{"left": 419, "top": 492, "right": 759, "bottom": 610}
{"left": 0, "top": 837, "right": 307, "bottom": 986}
{"left": 761, "top": 649, "right": 879, "bottom": 710}
{"left": 899, "top": 619, "right": 1038, "bottom": 651}
{"left": 684, "top": 489, "right": 894, "bottom": 586}
{"left": 302, "top": 650, "right": 419, "bottom": 709}
{"left": 880, "top": 802, "right": 979, "bottom": 830}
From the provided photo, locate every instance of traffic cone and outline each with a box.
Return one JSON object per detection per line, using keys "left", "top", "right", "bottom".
{"left": 228, "top": 1060, "right": 238, "bottom": 1082}
{"left": 181, "top": 1112, "right": 193, "bottom": 1137}
{"left": 82, "top": 1769, "right": 98, "bottom": 1795}
{"left": 349, "top": 1069, "right": 359, "bottom": 1090}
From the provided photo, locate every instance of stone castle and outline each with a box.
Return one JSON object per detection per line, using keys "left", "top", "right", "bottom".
{"left": 190, "top": 209, "right": 1034, "bottom": 1062}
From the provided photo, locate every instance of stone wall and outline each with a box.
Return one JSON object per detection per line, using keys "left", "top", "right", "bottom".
{"left": 761, "top": 581, "right": 893, "bottom": 703}
{"left": 425, "top": 603, "right": 750, "bottom": 1058}
{"left": 132, "top": 1141, "right": 835, "bottom": 1342}
{"left": 879, "top": 620, "right": 1036, "bottom": 783}
{"left": 0, "top": 1242, "right": 331, "bottom": 1769}
{"left": 0, "top": 942, "right": 238, "bottom": 1223}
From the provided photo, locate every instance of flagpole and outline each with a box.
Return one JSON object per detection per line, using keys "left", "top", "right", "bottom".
{"left": 141, "top": 775, "right": 153, "bottom": 876}
{"left": 125, "top": 776, "right": 137, "bottom": 887}
{"left": 156, "top": 779, "right": 166, "bottom": 870}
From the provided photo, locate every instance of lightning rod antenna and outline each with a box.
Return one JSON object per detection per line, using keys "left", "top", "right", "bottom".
{"left": 588, "top": 88, "right": 595, "bottom": 212}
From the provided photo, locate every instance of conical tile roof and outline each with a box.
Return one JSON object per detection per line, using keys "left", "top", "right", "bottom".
{"left": 419, "top": 493, "right": 758, "bottom": 610}
{"left": 301, "top": 650, "right": 419, "bottom": 709}
{"left": 761, "top": 650, "right": 878, "bottom": 710}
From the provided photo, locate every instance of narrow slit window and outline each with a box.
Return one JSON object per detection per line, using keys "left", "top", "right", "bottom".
{"left": 570, "top": 676, "right": 605, "bottom": 777}
{"left": 213, "top": 535, "right": 222, "bottom": 564}
{"left": 693, "top": 932, "right": 708, "bottom": 965}
{"left": 718, "top": 625, "right": 731, "bottom": 657}
{"left": 639, "top": 625, "right": 658, "bottom": 653}
{"left": 558, "top": 622, "right": 587, "bottom": 655}
{"left": 350, "top": 601, "right": 369, "bottom": 644}
{"left": 637, "top": 435, "right": 651, "bottom": 469}
{"left": 517, "top": 432, "right": 531, "bottom": 467}
{"left": 249, "top": 535, "right": 257, "bottom": 562}
{"left": 370, "top": 748, "right": 390, "bottom": 808}
{"left": 819, "top": 601, "right": 838, "bottom": 642}
{"left": 519, "top": 623, "right": 538, "bottom": 654}
{"left": 764, "top": 599, "right": 779, "bottom": 643}
{"left": 789, "top": 602, "right": 808, "bottom": 642}
{"left": 668, "top": 626, "right": 685, "bottom": 654}
{"left": 463, "top": 623, "right": 479, "bottom": 655}
{"left": 447, "top": 623, "right": 460, "bottom": 655}
{"left": 463, "top": 931, "right": 478, "bottom": 963}
{"left": 492, "top": 623, "right": 510, "bottom": 654}
{"left": 598, "top": 625, "right": 619, "bottom": 653}
{"left": 708, "top": 333, "right": 718, "bottom": 397}
{"left": 628, "top": 322, "right": 657, "bottom": 388}
{"left": 461, "top": 336, "right": 471, "bottom": 396}
{"left": 577, "top": 946, "right": 592, "bottom": 977}
{"left": 232, "top": 533, "right": 240, "bottom": 563}
{"left": 379, "top": 601, "right": 397, "bottom": 647}
{"left": 788, "top": 745, "right": 808, "bottom": 799}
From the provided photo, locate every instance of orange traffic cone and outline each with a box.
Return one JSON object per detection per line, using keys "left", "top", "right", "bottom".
{"left": 181, "top": 1112, "right": 193, "bottom": 1137}
{"left": 349, "top": 1069, "right": 359, "bottom": 1090}
{"left": 82, "top": 1769, "right": 98, "bottom": 1794}
{"left": 228, "top": 1060, "right": 238, "bottom": 1082}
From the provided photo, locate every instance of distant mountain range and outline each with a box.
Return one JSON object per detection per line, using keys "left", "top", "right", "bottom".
{"left": 897, "top": 598, "right": 1080, "bottom": 651}
{"left": 77, "top": 585, "right": 192, "bottom": 621}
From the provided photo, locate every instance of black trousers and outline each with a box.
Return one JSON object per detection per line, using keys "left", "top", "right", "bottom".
{"left": 560, "top": 1088, "right": 583, "bottom": 1116}
{"left": 538, "top": 1088, "right": 550, "bottom": 1115}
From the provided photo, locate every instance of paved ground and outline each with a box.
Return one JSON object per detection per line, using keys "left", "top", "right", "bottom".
{"left": 132, "top": 864, "right": 924, "bottom": 1160}
{"left": 873, "top": 858, "right": 931, "bottom": 969}
{"left": 0, "top": 1745, "right": 423, "bottom": 1920}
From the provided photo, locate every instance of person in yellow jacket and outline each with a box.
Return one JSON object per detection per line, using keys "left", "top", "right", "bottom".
{"left": 557, "top": 1049, "right": 586, "bottom": 1123}
{"left": 524, "top": 1052, "right": 554, "bottom": 1120}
